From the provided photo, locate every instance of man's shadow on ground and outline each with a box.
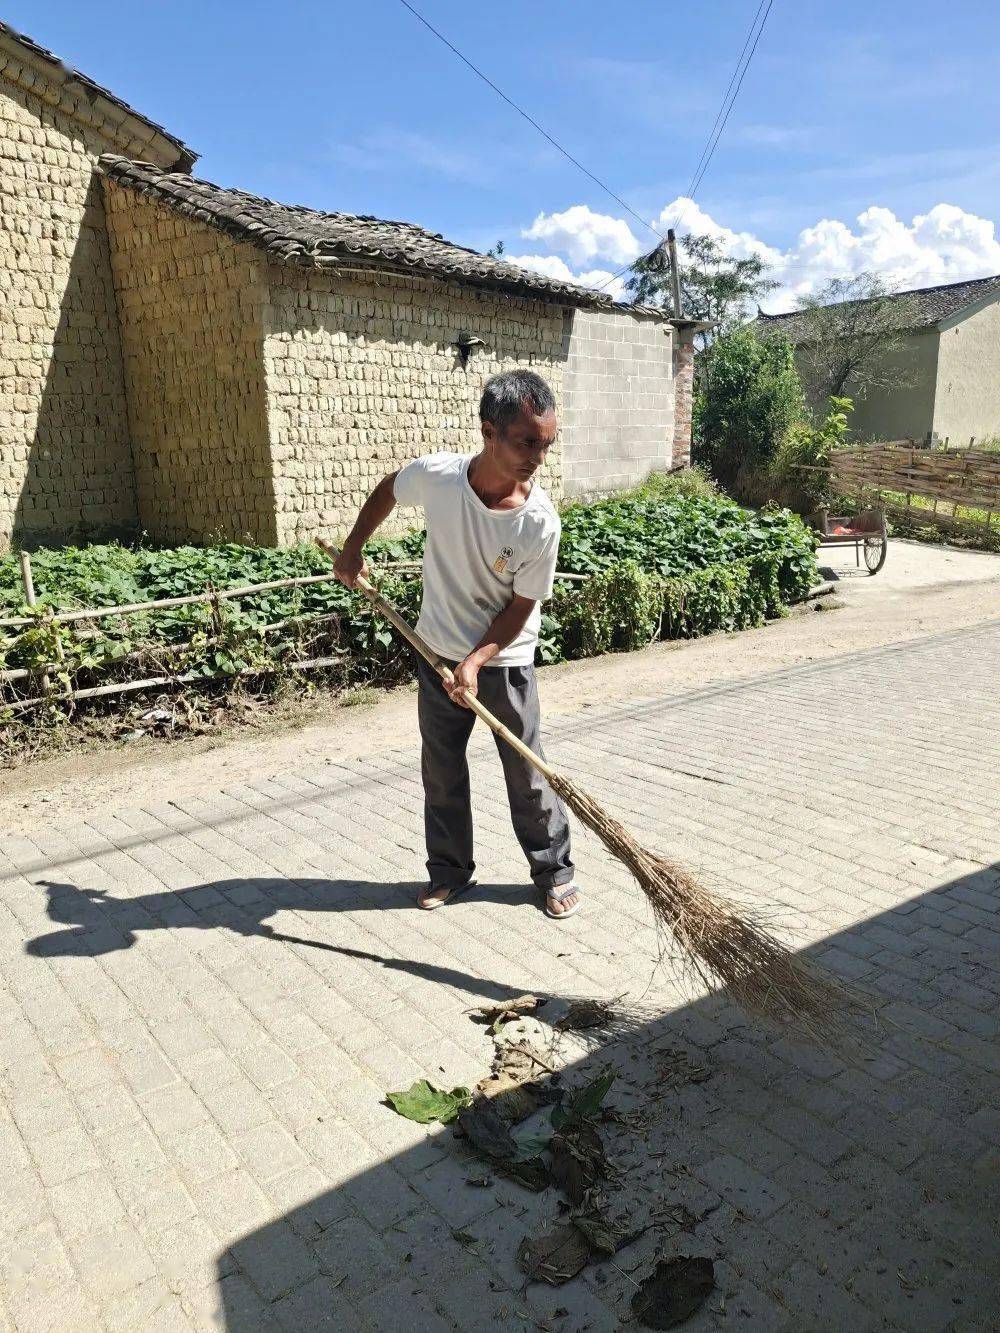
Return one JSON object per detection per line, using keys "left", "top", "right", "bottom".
{"left": 25, "top": 877, "right": 545, "bottom": 1003}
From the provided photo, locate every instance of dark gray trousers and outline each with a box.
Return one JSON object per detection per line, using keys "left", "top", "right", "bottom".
{"left": 416, "top": 656, "right": 574, "bottom": 892}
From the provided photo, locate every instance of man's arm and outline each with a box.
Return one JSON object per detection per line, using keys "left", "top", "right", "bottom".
{"left": 447, "top": 595, "right": 537, "bottom": 708}
{"left": 333, "top": 471, "right": 399, "bottom": 587}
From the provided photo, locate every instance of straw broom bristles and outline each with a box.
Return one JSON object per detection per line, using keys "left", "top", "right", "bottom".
{"left": 316, "top": 541, "right": 850, "bottom": 1039}
{"left": 547, "top": 772, "right": 850, "bottom": 1034}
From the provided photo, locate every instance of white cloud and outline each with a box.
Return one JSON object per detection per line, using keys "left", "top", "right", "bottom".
{"left": 500, "top": 196, "right": 1000, "bottom": 314}
{"left": 657, "top": 196, "right": 1000, "bottom": 311}
{"left": 506, "top": 253, "right": 628, "bottom": 301}
{"left": 653, "top": 198, "right": 783, "bottom": 267}
{"left": 521, "top": 205, "right": 642, "bottom": 266}
{"left": 770, "top": 202, "right": 1000, "bottom": 308}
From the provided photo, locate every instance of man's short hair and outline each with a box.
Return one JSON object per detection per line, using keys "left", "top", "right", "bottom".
{"left": 479, "top": 370, "right": 556, "bottom": 433}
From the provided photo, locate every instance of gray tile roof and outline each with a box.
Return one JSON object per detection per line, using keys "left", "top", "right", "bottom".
{"left": 98, "top": 155, "right": 661, "bottom": 313}
{"left": 0, "top": 21, "right": 195, "bottom": 169}
{"left": 758, "top": 273, "right": 1000, "bottom": 342}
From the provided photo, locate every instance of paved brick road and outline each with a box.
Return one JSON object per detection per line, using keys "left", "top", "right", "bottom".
{"left": 1, "top": 622, "right": 998, "bottom": 1330}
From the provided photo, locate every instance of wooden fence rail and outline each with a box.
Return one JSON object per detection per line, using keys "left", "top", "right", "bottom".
{"left": 820, "top": 444, "right": 1000, "bottom": 530}
{"left": 1, "top": 555, "right": 590, "bottom": 713}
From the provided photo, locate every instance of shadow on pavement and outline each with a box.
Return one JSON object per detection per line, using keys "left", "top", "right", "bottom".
{"left": 24, "top": 866, "right": 1000, "bottom": 1328}
{"left": 27, "top": 877, "right": 550, "bottom": 1005}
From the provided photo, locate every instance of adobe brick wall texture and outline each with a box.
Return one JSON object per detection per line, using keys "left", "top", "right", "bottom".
{"left": 1, "top": 34, "right": 691, "bottom": 553}
{"left": 263, "top": 268, "right": 567, "bottom": 544}
{"left": 561, "top": 307, "right": 675, "bottom": 499}
{"left": 0, "top": 46, "right": 182, "bottom": 550}
{"left": 103, "top": 186, "right": 277, "bottom": 545}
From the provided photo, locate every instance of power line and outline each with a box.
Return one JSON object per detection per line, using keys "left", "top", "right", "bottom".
{"left": 397, "top": 0, "right": 665, "bottom": 243}
{"left": 678, "top": 0, "right": 769, "bottom": 212}
{"left": 684, "top": 0, "right": 775, "bottom": 208}
{"left": 397, "top": 0, "right": 775, "bottom": 301}
{"left": 591, "top": 0, "right": 776, "bottom": 295}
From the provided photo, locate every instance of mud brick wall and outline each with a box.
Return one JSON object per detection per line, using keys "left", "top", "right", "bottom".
{"left": 0, "top": 68, "right": 138, "bottom": 548}
{"left": 560, "top": 308, "right": 675, "bottom": 498}
{"left": 103, "top": 187, "right": 276, "bottom": 545}
{"left": 262, "top": 268, "right": 568, "bottom": 544}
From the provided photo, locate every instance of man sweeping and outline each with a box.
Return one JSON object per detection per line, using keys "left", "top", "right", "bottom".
{"left": 333, "top": 369, "right": 581, "bottom": 919}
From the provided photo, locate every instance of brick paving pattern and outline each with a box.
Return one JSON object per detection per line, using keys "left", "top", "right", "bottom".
{"left": 1, "top": 621, "right": 998, "bottom": 1330}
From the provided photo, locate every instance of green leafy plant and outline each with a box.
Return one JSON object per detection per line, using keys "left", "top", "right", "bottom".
{"left": 552, "top": 562, "right": 662, "bottom": 658}
{"left": 772, "top": 396, "right": 853, "bottom": 510}
{"left": 631, "top": 464, "right": 719, "bottom": 503}
{"left": 2, "top": 490, "right": 818, "bottom": 719}
{"left": 385, "top": 1080, "right": 472, "bottom": 1124}
{"left": 551, "top": 1072, "right": 615, "bottom": 1131}
{"left": 694, "top": 325, "right": 804, "bottom": 489}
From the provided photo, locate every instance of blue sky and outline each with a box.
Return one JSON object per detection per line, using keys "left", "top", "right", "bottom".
{"left": 10, "top": 0, "right": 1000, "bottom": 307}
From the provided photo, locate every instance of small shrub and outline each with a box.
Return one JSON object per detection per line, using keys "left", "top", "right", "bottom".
{"left": 771, "top": 396, "right": 853, "bottom": 511}
{"left": 661, "top": 560, "right": 770, "bottom": 639}
{"left": 632, "top": 465, "right": 719, "bottom": 502}
{"left": 552, "top": 561, "right": 662, "bottom": 658}
{"left": 694, "top": 326, "right": 804, "bottom": 488}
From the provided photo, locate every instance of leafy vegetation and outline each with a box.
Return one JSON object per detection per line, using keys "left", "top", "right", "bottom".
{"left": 385, "top": 1080, "right": 472, "bottom": 1124}
{"left": 1, "top": 488, "right": 817, "bottom": 731}
{"left": 556, "top": 489, "right": 816, "bottom": 593}
{"left": 770, "top": 396, "right": 853, "bottom": 512}
{"left": 693, "top": 326, "right": 804, "bottom": 491}
{"left": 544, "top": 489, "right": 817, "bottom": 663}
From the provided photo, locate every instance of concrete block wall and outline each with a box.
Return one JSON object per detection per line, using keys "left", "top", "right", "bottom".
{"left": 102, "top": 187, "right": 277, "bottom": 545}
{"left": 0, "top": 72, "right": 136, "bottom": 548}
{"left": 560, "top": 307, "right": 674, "bottom": 499}
{"left": 262, "top": 268, "right": 568, "bottom": 544}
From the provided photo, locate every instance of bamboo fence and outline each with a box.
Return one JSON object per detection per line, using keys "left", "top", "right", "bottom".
{"left": 804, "top": 443, "right": 1000, "bottom": 531}
{"left": 832, "top": 439, "right": 1000, "bottom": 522}
{"left": 1, "top": 557, "right": 589, "bottom": 712}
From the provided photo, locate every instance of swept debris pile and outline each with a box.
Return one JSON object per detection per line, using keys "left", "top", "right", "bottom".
{"left": 386, "top": 995, "right": 718, "bottom": 1326}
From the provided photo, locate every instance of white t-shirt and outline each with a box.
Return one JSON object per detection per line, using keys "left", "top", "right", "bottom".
{"left": 393, "top": 451, "right": 560, "bottom": 667}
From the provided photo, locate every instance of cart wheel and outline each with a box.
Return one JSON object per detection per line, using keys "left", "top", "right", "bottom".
{"left": 864, "top": 535, "right": 887, "bottom": 574}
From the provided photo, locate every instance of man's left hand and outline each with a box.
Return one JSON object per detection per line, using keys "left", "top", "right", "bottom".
{"left": 446, "top": 657, "right": 480, "bottom": 709}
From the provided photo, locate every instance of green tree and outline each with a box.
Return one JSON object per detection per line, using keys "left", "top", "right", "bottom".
{"left": 792, "top": 272, "right": 919, "bottom": 399}
{"left": 694, "top": 326, "right": 804, "bottom": 491}
{"left": 626, "top": 232, "right": 776, "bottom": 344}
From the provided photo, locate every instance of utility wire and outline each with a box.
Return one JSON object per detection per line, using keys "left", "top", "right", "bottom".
{"left": 591, "top": 0, "right": 776, "bottom": 295}
{"left": 397, "top": 0, "right": 665, "bottom": 243}
{"left": 398, "top": 0, "right": 775, "bottom": 300}
{"left": 684, "top": 0, "right": 774, "bottom": 207}
{"left": 678, "top": 0, "right": 769, "bottom": 210}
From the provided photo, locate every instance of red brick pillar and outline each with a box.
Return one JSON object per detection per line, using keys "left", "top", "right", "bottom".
{"left": 671, "top": 326, "right": 696, "bottom": 469}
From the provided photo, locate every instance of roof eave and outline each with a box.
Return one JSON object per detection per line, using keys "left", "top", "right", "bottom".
{"left": 0, "top": 23, "right": 196, "bottom": 170}
{"left": 98, "top": 157, "right": 617, "bottom": 308}
{"left": 314, "top": 253, "right": 616, "bottom": 309}
{"left": 935, "top": 286, "right": 1000, "bottom": 333}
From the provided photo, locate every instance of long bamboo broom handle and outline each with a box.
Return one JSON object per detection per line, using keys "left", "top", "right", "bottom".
{"left": 315, "top": 539, "right": 557, "bottom": 781}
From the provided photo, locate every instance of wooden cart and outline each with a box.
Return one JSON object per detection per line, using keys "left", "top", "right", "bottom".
{"left": 810, "top": 507, "right": 888, "bottom": 575}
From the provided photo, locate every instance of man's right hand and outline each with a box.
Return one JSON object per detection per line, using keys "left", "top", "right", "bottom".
{"left": 334, "top": 545, "right": 368, "bottom": 589}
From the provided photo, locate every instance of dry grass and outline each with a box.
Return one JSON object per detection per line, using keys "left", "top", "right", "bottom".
{"left": 549, "top": 772, "right": 853, "bottom": 1040}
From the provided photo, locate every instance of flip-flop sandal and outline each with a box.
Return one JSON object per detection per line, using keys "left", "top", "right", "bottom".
{"left": 417, "top": 879, "right": 477, "bottom": 910}
{"left": 545, "top": 884, "right": 582, "bottom": 920}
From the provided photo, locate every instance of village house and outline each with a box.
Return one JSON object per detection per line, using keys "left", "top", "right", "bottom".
{"left": 0, "top": 20, "right": 699, "bottom": 551}
{"left": 758, "top": 274, "right": 1000, "bottom": 445}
